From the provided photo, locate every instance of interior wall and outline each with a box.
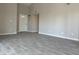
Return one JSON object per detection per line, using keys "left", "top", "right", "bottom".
{"left": 0, "top": 3, "right": 17, "bottom": 35}
{"left": 18, "top": 4, "right": 30, "bottom": 15}
{"left": 33, "top": 3, "right": 79, "bottom": 40}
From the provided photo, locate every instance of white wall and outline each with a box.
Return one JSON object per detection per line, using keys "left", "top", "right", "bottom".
{"left": 33, "top": 3, "right": 79, "bottom": 40}
{"left": 0, "top": 4, "right": 17, "bottom": 35}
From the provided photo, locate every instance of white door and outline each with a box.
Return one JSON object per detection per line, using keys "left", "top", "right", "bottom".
{"left": 19, "top": 14, "right": 28, "bottom": 32}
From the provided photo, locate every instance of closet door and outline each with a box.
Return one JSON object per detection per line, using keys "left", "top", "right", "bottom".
{"left": 28, "top": 15, "right": 38, "bottom": 32}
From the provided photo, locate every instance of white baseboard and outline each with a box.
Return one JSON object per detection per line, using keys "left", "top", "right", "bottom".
{"left": 27, "top": 31, "right": 38, "bottom": 32}
{"left": 0, "top": 32, "right": 17, "bottom": 35}
{"left": 39, "top": 32, "right": 79, "bottom": 41}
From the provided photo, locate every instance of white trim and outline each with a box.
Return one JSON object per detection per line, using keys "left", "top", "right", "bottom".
{"left": 0, "top": 32, "right": 17, "bottom": 35}
{"left": 39, "top": 32, "right": 79, "bottom": 41}
{"left": 27, "top": 31, "right": 38, "bottom": 32}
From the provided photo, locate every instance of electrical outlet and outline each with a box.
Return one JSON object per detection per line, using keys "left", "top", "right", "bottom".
{"left": 60, "top": 32, "right": 65, "bottom": 35}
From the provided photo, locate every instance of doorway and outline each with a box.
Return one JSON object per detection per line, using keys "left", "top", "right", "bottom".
{"left": 18, "top": 14, "right": 28, "bottom": 32}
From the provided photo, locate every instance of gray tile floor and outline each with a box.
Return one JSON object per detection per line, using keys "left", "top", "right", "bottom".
{"left": 0, "top": 32, "right": 79, "bottom": 55}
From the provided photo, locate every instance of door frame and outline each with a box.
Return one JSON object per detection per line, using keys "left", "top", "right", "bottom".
{"left": 17, "top": 3, "right": 20, "bottom": 33}
{"left": 37, "top": 13, "right": 39, "bottom": 33}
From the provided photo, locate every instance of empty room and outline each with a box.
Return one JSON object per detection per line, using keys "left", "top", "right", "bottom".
{"left": 0, "top": 3, "right": 79, "bottom": 55}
